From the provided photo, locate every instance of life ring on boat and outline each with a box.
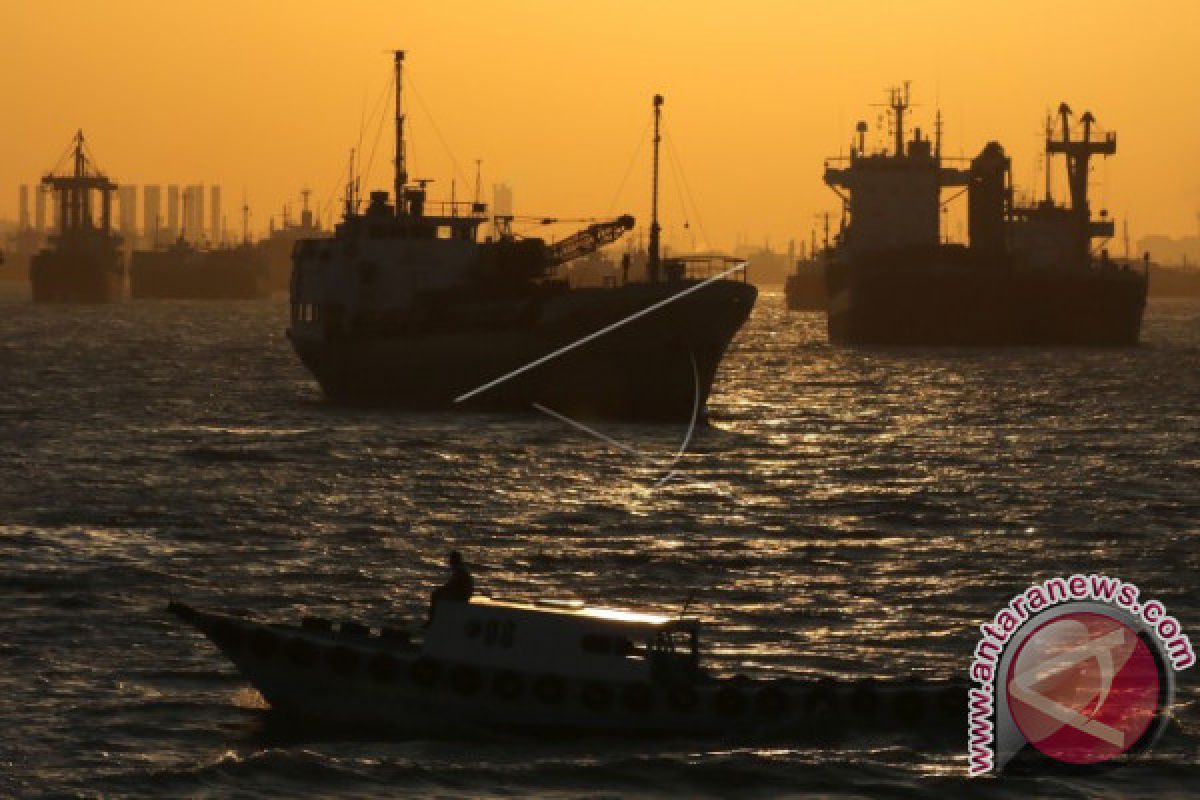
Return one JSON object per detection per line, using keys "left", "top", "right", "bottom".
{"left": 451, "top": 665, "right": 483, "bottom": 696}
{"left": 622, "top": 682, "right": 654, "bottom": 713}
{"left": 283, "top": 637, "right": 318, "bottom": 668}
{"left": 850, "top": 680, "right": 880, "bottom": 717}
{"left": 893, "top": 687, "right": 925, "bottom": 724}
{"left": 492, "top": 670, "right": 524, "bottom": 701}
{"left": 250, "top": 628, "right": 280, "bottom": 658}
{"left": 667, "top": 685, "right": 699, "bottom": 713}
{"left": 581, "top": 682, "right": 613, "bottom": 712}
{"left": 366, "top": 652, "right": 401, "bottom": 683}
{"left": 803, "top": 679, "right": 839, "bottom": 714}
{"left": 410, "top": 658, "right": 441, "bottom": 687}
{"left": 753, "top": 684, "right": 790, "bottom": 717}
{"left": 327, "top": 646, "right": 360, "bottom": 675}
{"left": 713, "top": 686, "right": 746, "bottom": 717}
{"left": 534, "top": 675, "right": 566, "bottom": 705}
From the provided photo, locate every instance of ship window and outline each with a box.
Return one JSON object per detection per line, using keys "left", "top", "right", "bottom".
{"left": 580, "top": 634, "right": 611, "bottom": 654}
{"left": 437, "top": 226, "right": 452, "bottom": 240}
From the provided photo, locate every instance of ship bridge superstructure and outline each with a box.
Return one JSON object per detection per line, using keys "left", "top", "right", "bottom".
{"left": 823, "top": 84, "right": 969, "bottom": 257}
{"left": 41, "top": 130, "right": 120, "bottom": 244}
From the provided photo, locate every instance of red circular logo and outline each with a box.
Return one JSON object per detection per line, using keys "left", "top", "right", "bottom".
{"left": 1006, "top": 611, "right": 1162, "bottom": 765}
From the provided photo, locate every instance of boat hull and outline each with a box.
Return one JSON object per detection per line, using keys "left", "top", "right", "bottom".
{"left": 130, "top": 251, "right": 270, "bottom": 300}
{"left": 288, "top": 281, "right": 757, "bottom": 422}
{"left": 784, "top": 267, "right": 826, "bottom": 312}
{"left": 170, "top": 603, "right": 964, "bottom": 739}
{"left": 826, "top": 257, "right": 1147, "bottom": 346}
{"left": 30, "top": 242, "right": 125, "bottom": 303}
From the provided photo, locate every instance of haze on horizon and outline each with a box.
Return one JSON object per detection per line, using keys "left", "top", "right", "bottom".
{"left": 2, "top": 0, "right": 1198, "bottom": 251}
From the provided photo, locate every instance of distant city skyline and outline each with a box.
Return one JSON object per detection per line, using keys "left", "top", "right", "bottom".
{"left": 2, "top": 1, "right": 1199, "bottom": 249}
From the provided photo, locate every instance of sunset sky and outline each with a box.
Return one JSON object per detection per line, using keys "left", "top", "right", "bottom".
{"left": 3, "top": 1, "right": 1198, "bottom": 251}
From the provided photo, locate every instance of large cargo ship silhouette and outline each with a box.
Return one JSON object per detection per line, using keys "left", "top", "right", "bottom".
{"left": 30, "top": 131, "right": 125, "bottom": 303}
{"left": 288, "top": 53, "right": 756, "bottom": 421}
{"left": 823, "top": 85, "right": 1147, "bottom": 346}
{"left": 131, "top": 205, "right": 269, "bottom": 300}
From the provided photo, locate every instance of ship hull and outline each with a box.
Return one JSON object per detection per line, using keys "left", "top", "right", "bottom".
{"left": 827, "top": 258, "right": 1147, "bottom": 346}
{"left": 30, "top": 245, "right": 125, "bottom": 303}
{"left": 784, "top": 268, "right": 826, "bottom": 312}
{"left": 169, "top": 603, "right": 965, "bottom": 740}
{"left": 130, "top": 251, "right": 269, "bottom": 300}
{"left": 289, "top": 281, "right": 756, "bottom": 422}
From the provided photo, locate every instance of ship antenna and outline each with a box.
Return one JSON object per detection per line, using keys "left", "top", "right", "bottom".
{"left": 241, "top": 191, "right": 250, "bottom": 245}
{"left": 393, "top": 49, "right": 407, "bottom": 217}
{"left": 647, "top": 93, "right": 664, "bottom": 283}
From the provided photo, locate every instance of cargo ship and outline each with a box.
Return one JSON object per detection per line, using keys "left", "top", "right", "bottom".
{"left": 288, "top": 53, "right": 756, "bottom": 422}
{"left": 131, "top": 236, "right": 269, "bottom": 300}
{"left": 29, "top": 131, "right": 125, "bottom": 303}
{"left": 259, "top": 190, "right": 326, "bottom": 293}
{"left": 823, "top": 85, "right": 1147, "bottom": 345}
{"left": 784, "top": 253, "right": 827, "bottom": 312}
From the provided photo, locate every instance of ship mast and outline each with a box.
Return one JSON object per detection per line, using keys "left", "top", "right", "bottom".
{"left": 889, "top": 82, "right": 910, "bottom": 158}
{"left": 647, "top": 94, "right": 663, "bottom": 283}
{"left": 393, "top": 50, "right": 407, "bottom": 217}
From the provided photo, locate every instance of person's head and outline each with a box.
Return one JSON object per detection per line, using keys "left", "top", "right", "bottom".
{"left": 448, "top": 550, "right": 463, "bottom": 569}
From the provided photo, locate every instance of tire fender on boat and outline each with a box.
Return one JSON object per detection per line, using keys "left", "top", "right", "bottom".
{"left": 580, "top": 682, "right": 613, "bottom": 712}
{"left": 410, "top": 658, "right": 441, "bottom": 687}
{"left": 621, "top": 682, "right": 654, "bottom": 714}
{"left": 451, "top": 665, "right": 483, "bottom": 696}
{"left": 492, "top": 670, "right": 524, "bottom": 701}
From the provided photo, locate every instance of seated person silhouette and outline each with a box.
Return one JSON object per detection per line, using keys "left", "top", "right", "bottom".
{"left": 426, "top": 550, "right": 473, "bottom": 625}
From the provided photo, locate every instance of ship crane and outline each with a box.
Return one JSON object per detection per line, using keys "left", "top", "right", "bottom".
{"left": 544, "top": 215, "right": 635, "bottom": 267}
{"left": 1046, "top": 102, "right": 1116, "bottom": 216}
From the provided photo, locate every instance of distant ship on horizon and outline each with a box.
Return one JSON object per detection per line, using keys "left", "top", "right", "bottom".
{"left": 821, "top": 85, "right": 1147, "bottom": 346}
{"left": 29, "top": 131, "right": 125, "bottom": 303}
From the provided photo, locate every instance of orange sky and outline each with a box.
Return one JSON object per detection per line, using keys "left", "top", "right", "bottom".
{"left": 3, "top": 0, "right": 1199, "bottom": 250}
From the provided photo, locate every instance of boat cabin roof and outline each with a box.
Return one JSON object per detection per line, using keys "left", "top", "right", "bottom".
{"left": 465, "top": 596, "right": 697, "bottom": 630}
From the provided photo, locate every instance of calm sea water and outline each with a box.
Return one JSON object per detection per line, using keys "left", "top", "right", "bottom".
{"left": 1, "top": 287, "right": 1197, "bottom": 798}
